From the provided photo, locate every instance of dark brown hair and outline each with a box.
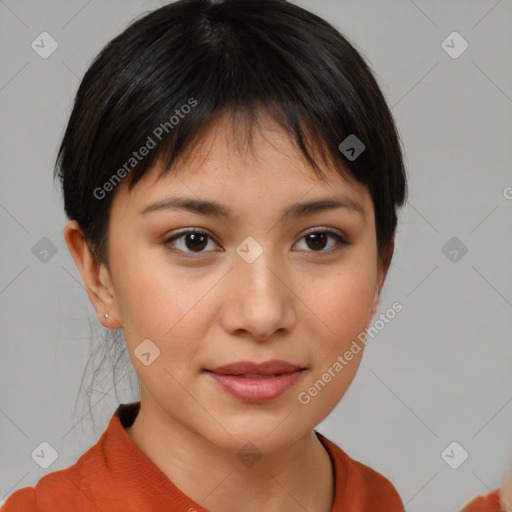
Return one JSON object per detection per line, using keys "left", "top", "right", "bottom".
{"left": 55, "top": 0, "right": 407, "bottom": 273}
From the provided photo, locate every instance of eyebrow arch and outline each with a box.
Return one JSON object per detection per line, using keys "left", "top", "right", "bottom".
{"left": 140, "top": 195, "right": 366, "bottom": 223}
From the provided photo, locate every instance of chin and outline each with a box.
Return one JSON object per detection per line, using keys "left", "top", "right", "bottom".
{"left": 199, "top": 410, "right": 314, "bottom": 454}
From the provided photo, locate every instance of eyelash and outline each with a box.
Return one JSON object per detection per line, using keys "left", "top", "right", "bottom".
{"left": 162, "top": 227, "right": 350, "bottom": 257}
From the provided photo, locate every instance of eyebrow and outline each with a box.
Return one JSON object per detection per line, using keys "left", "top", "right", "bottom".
{"left": 140, "top": 195, "right": 366, "bottom": 223}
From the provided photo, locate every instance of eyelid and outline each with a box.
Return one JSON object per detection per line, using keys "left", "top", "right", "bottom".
{"left": 301, "top": 225, "right": 347, "bottom": 239}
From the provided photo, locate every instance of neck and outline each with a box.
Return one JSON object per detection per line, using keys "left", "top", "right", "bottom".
{"left": 125, "top": 395, "right": 334, "bottom": 512}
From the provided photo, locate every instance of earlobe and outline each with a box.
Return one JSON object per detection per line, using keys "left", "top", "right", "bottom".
{"left": 63, "top": 220, "right": 122, "bottom": 329}
{"left": 369, "top": 261, "right": 387, "bottom": 319}
{"left": 369, "top": 278, "right": 381, "bottom": 319}
{"left": 369, "top": 240, "right": 394, "bottom": 318}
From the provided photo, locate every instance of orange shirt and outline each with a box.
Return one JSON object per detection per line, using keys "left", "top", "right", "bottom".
{"left": 461, "top": 489, "right": 502, "bottom": 512}
{"left": 2, "top": 401, "right": 405, "bottom": 511}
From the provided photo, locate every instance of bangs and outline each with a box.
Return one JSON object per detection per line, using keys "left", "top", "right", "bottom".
{"left": 55, "top": 0, "right": 406, "bottom": 264}
{"left": 135, "top": 102, "right": 342, "bottom": 191}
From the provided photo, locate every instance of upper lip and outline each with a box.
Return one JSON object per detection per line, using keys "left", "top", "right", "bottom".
{"left": 206, "top": 359, "right": 305, "bottom": 376}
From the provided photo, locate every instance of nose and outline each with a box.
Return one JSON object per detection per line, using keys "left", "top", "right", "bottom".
{"left": 218, "top": 248, "right": 297, "bottom": 342}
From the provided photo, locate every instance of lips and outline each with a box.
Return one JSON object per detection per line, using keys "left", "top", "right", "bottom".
{"left": 205, "top": 360, "right": 306, "bottom": 403}
{"left": 206, "top": 359, "right": 305, "bottom": 376}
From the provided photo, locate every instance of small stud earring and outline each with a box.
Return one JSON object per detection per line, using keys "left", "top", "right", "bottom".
{"left": 104, "top": 313, "right": 109, "bottom": 319}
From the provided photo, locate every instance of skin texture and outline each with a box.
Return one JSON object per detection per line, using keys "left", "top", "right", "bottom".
{"left": 64, "top": 112, "right": 388, "bottom": 512}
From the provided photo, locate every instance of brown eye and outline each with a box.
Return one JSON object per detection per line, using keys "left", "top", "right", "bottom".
{"left": 305, "top": 232, "right": 328, "bottom": 251}
{"left": 296, "top": 229, "right": 349, "bottom": 253}
{"left": 163, "top": 229, "right": 218, "bottom": 254}
{"left": 183, "top": 233, "right": 208, "bottom": 251}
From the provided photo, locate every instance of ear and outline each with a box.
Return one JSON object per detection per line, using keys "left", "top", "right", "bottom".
{"left": 63, "top": 220, "right": 121, "bottom": 329}
{"left": 370, "top": 239, "right": 394, "bottom": 318}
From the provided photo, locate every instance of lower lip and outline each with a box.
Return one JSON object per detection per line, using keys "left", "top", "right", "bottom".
{"left": 207, "top": 370, "right": 304, "bottom": 403}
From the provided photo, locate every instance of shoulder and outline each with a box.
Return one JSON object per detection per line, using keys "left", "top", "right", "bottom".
{"left": 1, "top": 403, "right": 141, "bottom": 512}
{"left": 1, "top": 486, "right": 38, "bottom": 512}
{"left": 1, "top": 422, "right": 112, "bottom": 512}
{"left": 1, "top": 463, "right": 84, "bottom": 512}
{"left": 315, "top": 431, "right": 404, "bottom": 510}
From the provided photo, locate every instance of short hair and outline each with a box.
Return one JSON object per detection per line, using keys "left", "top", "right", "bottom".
{"left": 55, "top": 0, "right": 407, "bottom": 272}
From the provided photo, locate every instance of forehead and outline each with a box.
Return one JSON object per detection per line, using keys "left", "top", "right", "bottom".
{"left": 115, "top": 110, "right": 373, "bottom": 218}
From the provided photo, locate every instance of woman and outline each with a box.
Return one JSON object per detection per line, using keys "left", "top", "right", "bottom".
{"left": 1, "top": 0, "right": 506, "bottom": 510}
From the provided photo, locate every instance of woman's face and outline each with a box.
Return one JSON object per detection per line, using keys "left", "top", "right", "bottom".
{"left": 102, "top": 112, "right": 385, "bottom": 453}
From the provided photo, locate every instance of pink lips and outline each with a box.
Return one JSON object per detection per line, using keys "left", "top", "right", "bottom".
{"left": 205, "top": 360, "right": 306, "bottom": 403}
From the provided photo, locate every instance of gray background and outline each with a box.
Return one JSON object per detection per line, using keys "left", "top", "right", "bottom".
{"left": 1, "top": 0, "right": 511, "bottom": 510}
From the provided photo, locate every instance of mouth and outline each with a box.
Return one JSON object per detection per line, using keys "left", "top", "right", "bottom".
{"left": 204, "top": 360, "right": 307, "bottom": 403}
{"left": 206, "top": 359, "right": 306, "bottom": 376}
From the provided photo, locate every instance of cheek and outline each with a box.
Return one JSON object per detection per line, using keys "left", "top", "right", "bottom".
{"left": 111, "top": 249, "right": 216, "bottom": 355}
{"left": 110, "top": 253, "right": 166, "bottom": 334}
{"left": 306, "top": 260, "right": 377, "bottom": 340}
{"left": 294, "top": 264, "right": 375, "bottom": 416}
